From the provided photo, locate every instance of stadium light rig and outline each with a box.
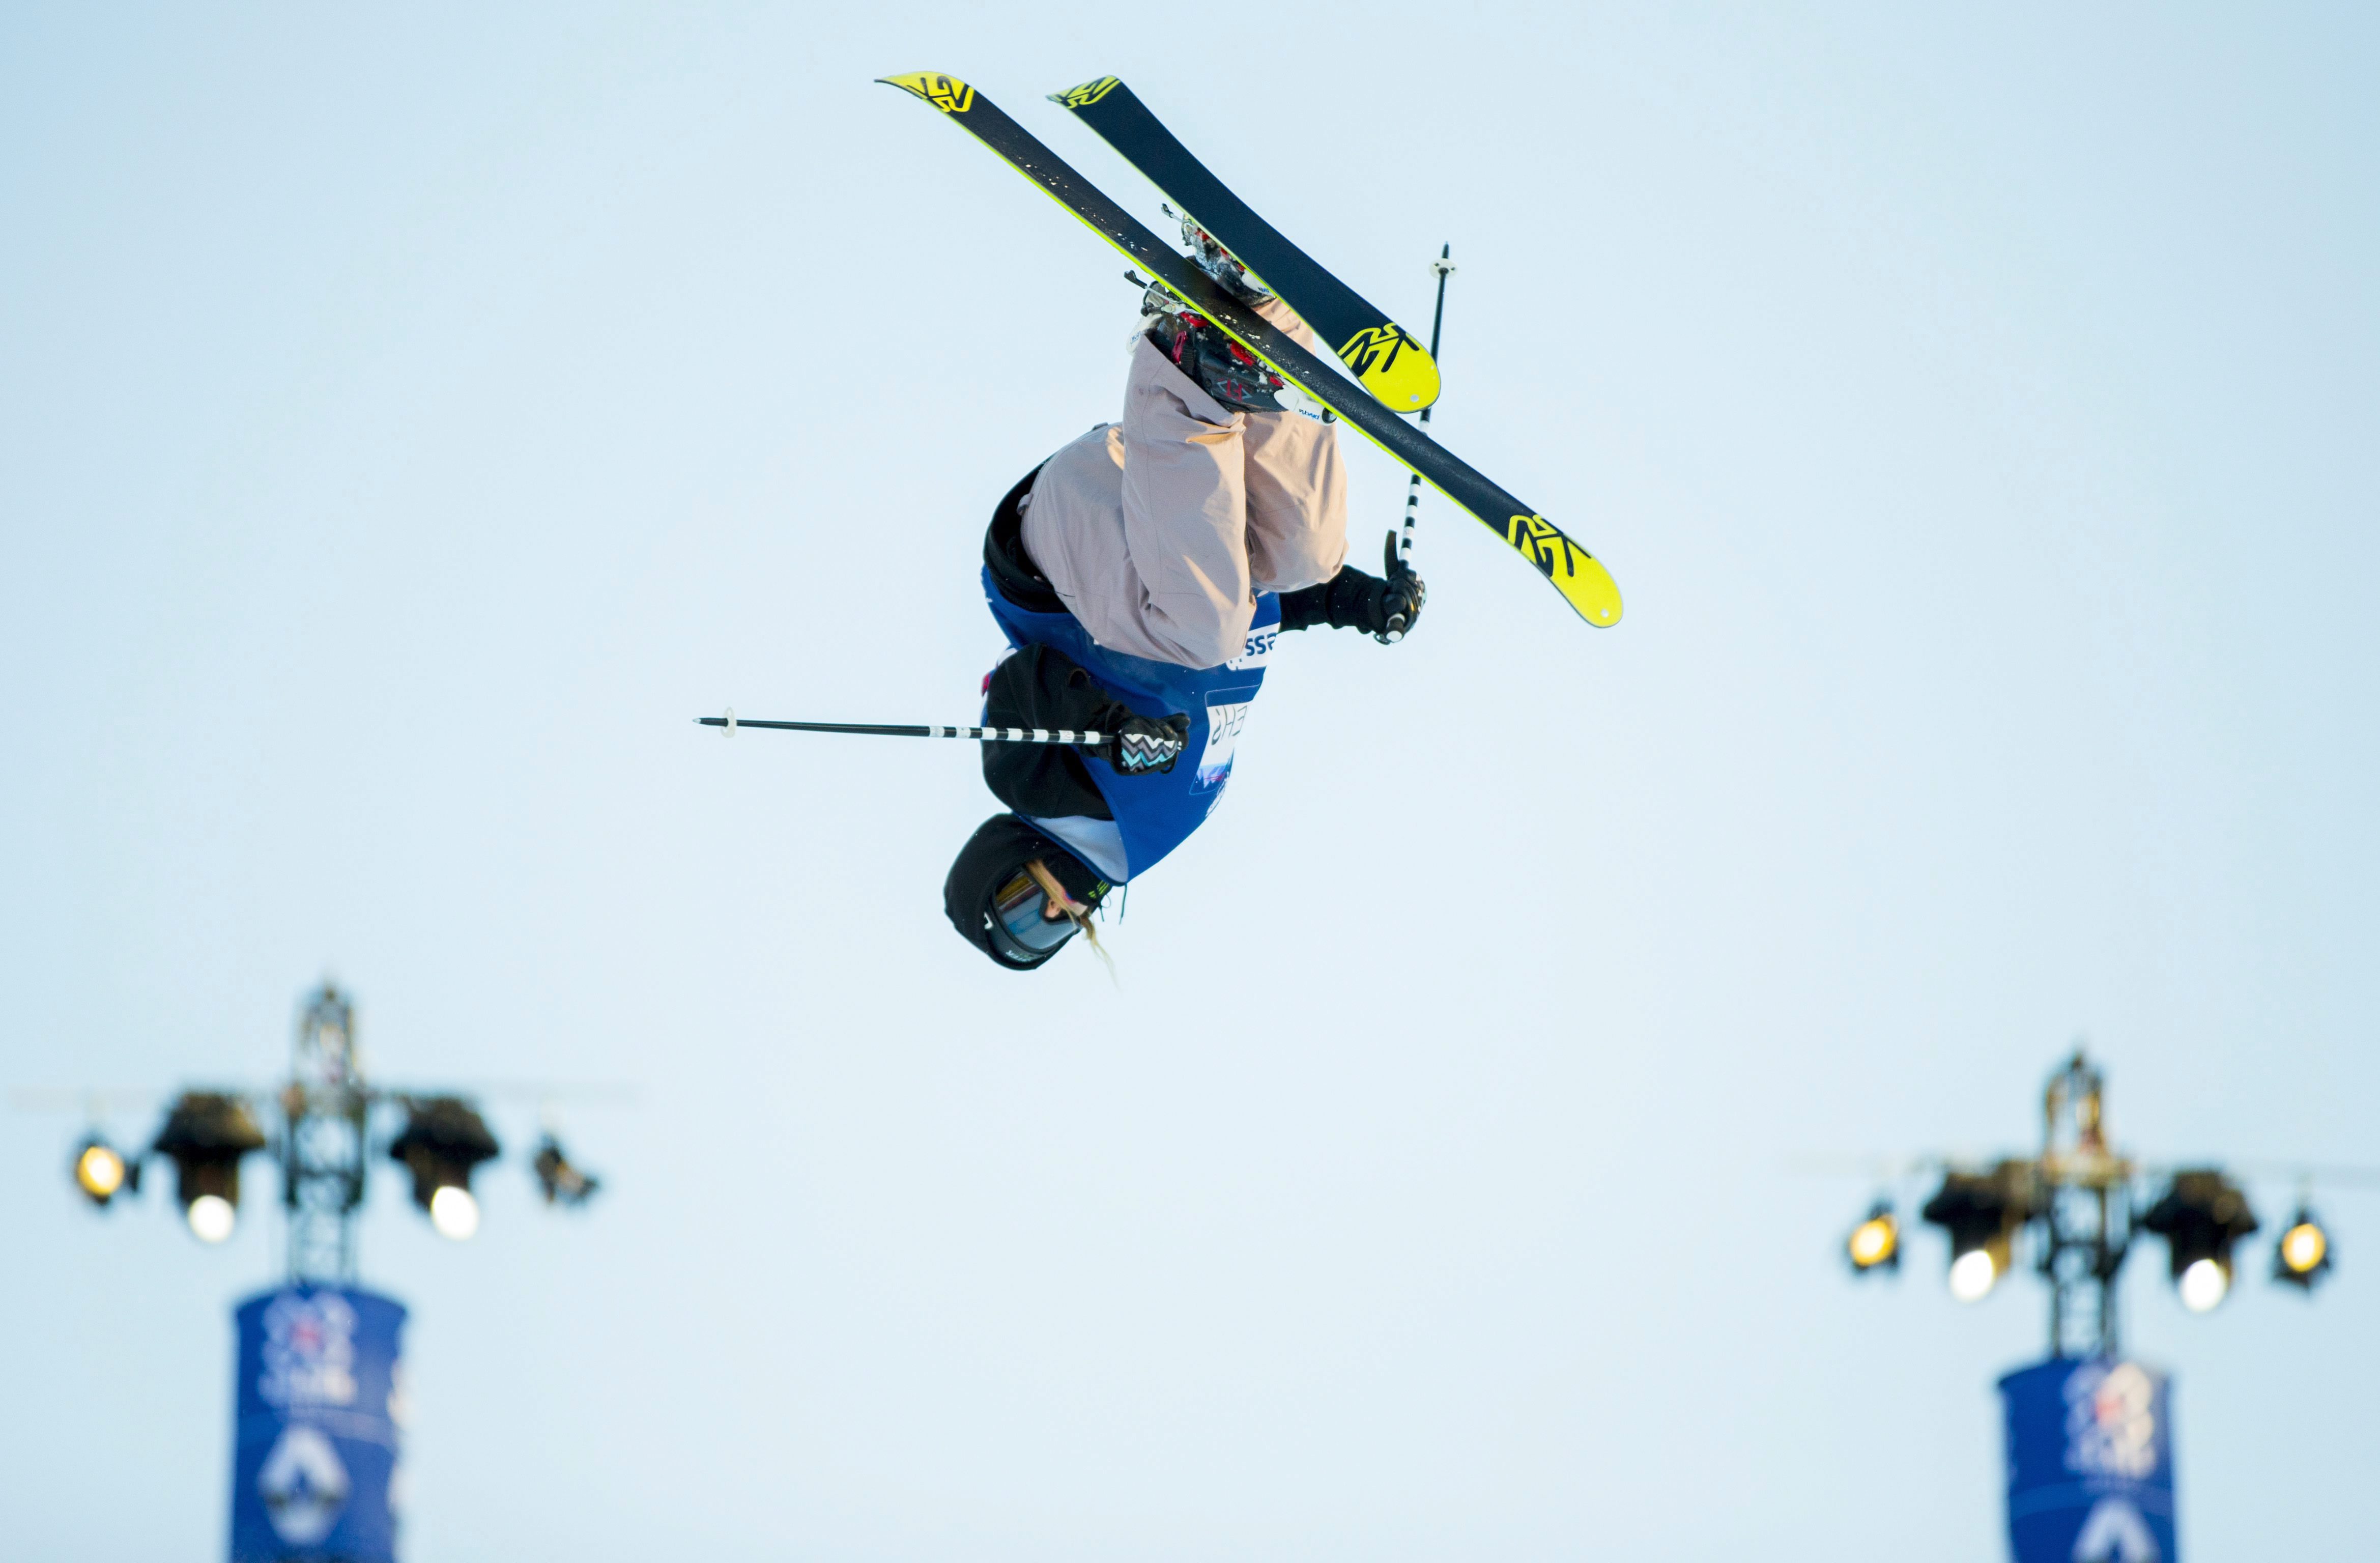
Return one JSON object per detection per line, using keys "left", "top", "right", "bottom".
{"left": 1845, "top": 1201, "right": 1900, "bottom": 1273}
{"left": 389, "top": 1096, "right": 502, "bottom": 1241}
{"left": 43, "top": 982, "right": 607, "bottom": 1277}
{"left": 152, "top": 1091, "right": 269, "bottom": 1244}
{"left": 2273, "top": 1204, "right": 2333, "bottom": 1291}
{"left": 25, "top": 984, "right": 616, "bottom": 1562}
{"left": 2139, "top": 1170, "right": 2259, "bottom": 1314}
{"left": 71, "top": 1132, "right": 134, "bottom": 1207}
{"left": 1838, "top": 1051, "right": 2352, "bottom": 1355}
{"left": 532, "top": 1133, "right": 601, "bottom": 1207}
{"left": 1920, "top": 1167, "right": 2026, "bottom": 1304}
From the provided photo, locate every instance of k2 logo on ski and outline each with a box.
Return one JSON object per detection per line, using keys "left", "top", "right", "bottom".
{"left": 1507, "top": 514, "right": 1585, "bottom": 579}
{"left": 1336, "top": 325, "right": 1415, "bottom": 376}
{"left": 885, "top": 72, "right": 973, "bottom": 113}
{"left": 1055, "top": 76, "right": 1120, "bottom": 108}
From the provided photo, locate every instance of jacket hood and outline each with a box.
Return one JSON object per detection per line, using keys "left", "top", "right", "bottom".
{"left": 943, "top": 814, "right": 1107, "bottom": 971}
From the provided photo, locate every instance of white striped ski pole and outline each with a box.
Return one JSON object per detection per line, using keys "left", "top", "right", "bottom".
{"left": 1397, "top": 244, "right": 1456, "bottom": 568}
{"left": 696, "top": 711, "right": 1111, "bottom": 745}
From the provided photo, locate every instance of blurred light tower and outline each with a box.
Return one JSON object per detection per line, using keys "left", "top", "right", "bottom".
{"left": 46, "top": 980, "right": 611, "bottom": 1259}
{"left": 1837, "top": 1048, "right": 2357, "bottom": 1562}
{"left": 32, "top": 979, "right": 612, "bottom": 1562}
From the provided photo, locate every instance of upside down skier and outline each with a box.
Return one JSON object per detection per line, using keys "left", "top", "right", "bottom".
{"left": 945, "top": 241, "right": 1427, "bottom": 970}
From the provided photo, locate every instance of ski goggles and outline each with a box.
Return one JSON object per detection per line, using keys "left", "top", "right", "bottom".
{"left": 986, "top": 863, "right": 1095, "bottom": 965}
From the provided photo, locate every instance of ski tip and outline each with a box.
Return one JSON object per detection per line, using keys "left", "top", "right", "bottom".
{"left": 1338, "top": 328, "right": 1441, "bottom": 412}
{"left": 877, "top": 72, "right": 976, "bottom": 113}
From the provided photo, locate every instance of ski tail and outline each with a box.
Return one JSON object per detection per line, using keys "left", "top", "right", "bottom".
{"left": 881, "top": 71, "right": 978, "bottom": 113}
{"left": 1048, "top": 74, "right": 1441, "bottom": 415}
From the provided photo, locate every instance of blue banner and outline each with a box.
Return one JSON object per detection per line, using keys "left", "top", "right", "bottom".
{"left": 1999, "top": 1357, "right": 2176, "bottom": 1562}
{"left": 229, "top": 1286, "right": 407, "bottom": 1563}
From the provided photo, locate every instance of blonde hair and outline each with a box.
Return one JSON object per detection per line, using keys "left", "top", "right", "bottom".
{"left": 1025, "top": 859, "right": 1116, "bottom": 982}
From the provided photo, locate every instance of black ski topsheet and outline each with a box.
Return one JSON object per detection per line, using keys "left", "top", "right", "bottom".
{"left": 877, "top": 73, "right": 1619, "bottom": 630}
{"left": 1049, "top": 75, "right": 1441, "bottom": 415}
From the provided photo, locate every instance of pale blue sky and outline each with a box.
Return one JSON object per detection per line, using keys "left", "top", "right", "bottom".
{"left": 4, "top": 5, "right": 2375, "bottom": 1558}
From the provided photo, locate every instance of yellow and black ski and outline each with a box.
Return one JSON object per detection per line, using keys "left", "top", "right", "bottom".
{"left": 877, "top": 73, "right": 1620, "bottom": 631}
{"left": 1048, "top": 75, "right": 1440, "bottom": 415}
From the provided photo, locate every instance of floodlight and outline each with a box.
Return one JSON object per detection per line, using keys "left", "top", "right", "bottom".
{"left": 70, "top": 1134, "right": 135, "bottom": 1207}
{"left": 428, "top": 1184, "right": 480, "bottom": 1240}
{"left": 1948, "top": 1247, "right": 1998, "bottom": 1301}
{"left": 1845, "top": 1202, "right": 1899, "bottom": 1273}
{"left": 2273, "top": 1207, "right": 2334, "bottom": 1291}
{"left": 186, "top": 1193, "right": 237, "bottom": 1243}
{"left": 2139, "top": 1169, "right": 2257, "bottom": 1314}
{"left": 388, "top": 1097, "right": 499, "bottom": 1240}
{"left": 531, "top": 1135, "right": 601, "bottom": 1207}
{"left": 151, "top": 1092, "right": 267, "bottom": 1244}
{"left": 2177, "top": 1256, "right": 2229, "bottom": 1312}
{"left": 1922, "top": 1170, "right": 2023, "bottom": 1303}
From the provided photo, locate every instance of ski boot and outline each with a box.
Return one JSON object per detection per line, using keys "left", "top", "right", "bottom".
{"left": 1140, "top": 280, "right": 1287, "bottom": 414}
{"left": 1168, "top": 205, "right": 1275, "bottom": 306}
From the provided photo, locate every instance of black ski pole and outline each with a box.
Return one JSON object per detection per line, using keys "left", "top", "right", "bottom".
{"left": 1396, "top": 244, "right": 1456, "bottom": 568}
{"left": 696, "top": 711, "right": 1113, "bottom": 745}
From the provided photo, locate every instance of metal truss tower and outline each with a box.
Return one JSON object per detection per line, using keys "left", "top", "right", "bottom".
{"left": 2034, "top": 1053, "right": 2135, "bottom": 1358}
{"left": 279, "top": 983, "right": 369, "bottom": 1282}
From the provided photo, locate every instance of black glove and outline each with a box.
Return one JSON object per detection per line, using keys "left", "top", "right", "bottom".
{"left": 1277, "top": 532, "right": 1428, "bottom": 643}
{"left": 1374, "top": 531, "right": 1427, "bottom": 643}
{"left": 1098, "top": 709, "right": 1191, "bottom": 775}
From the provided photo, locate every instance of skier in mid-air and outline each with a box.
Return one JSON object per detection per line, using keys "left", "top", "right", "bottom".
{"left": 945, "top": 233, "right": 1427, "bottom": 971}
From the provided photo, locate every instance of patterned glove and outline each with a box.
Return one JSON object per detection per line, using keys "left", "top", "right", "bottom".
{"left": 1102, "top": 711, "right": 1191, "bottom": 775}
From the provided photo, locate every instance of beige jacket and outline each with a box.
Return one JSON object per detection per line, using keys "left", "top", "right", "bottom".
{"left": 1020, "top": 298, "right": 1349, "bottom": 670}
